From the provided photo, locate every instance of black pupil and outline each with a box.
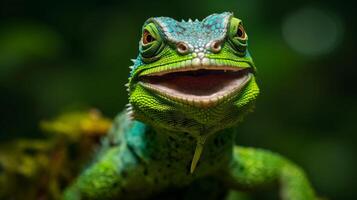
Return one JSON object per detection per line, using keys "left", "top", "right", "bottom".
{"left": 146, "top": 34, "right": 153, "bottom": 42}
{"left": 237, "top": 27, "right": 243, "bottom": 37}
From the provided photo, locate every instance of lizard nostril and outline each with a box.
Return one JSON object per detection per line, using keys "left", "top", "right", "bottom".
{"left": 210, "top": 41, "right": 222, "bottom": 53}
{"left": 177, "top": 42, "right": 189, "bottom": 55}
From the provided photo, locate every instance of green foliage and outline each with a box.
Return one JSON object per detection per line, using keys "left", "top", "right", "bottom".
{"left": 0, "top": 109, "right": 112, "bottom": 200}
{"left": 41, "top": 109, "right": 112, "bottom": 140}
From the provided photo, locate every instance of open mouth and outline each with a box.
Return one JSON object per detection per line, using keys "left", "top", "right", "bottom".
{"left": 139, "top": 65, "right": 252, "bottom": 107}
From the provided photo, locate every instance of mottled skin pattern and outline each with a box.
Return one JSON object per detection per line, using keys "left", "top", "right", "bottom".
{"left": 63, "top": 13, "right": 318, "bottom": 200}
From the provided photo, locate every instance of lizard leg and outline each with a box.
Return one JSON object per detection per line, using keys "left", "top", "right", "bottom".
{"left": 63, "top": 145, "right": 146, "bottom": 200}
{"left": 221, "top": 146, "right": 318, "bottom": 200}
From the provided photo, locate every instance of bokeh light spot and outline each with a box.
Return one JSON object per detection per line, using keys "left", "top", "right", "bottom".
{"left": 282, "top": 7, "right": 343, "bottom": 56}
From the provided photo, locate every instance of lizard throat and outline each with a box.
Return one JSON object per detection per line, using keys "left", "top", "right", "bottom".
{"left": 138, "top": 66, "right": 252, "bottom": 107}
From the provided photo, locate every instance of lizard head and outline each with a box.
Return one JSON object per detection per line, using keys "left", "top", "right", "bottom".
{"left": 127, "top": 12, "right": 259, "bottom": 136}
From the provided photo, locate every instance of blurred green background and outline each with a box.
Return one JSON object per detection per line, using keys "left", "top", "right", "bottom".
{"left": 0, "top": 0, "right": 355, "bottom": 199}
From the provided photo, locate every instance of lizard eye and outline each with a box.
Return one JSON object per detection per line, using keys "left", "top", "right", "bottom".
{"left": 228, "top": 17, "right": 248, "bottom": 55}
{"left": 142, "top": 30, "right": 155, "bottom": 45}
{"left": 236, "top": 24, "right": 246, "bottom": 40}
{"left": 140, "top": 23, "right": 165, "bottom": 60}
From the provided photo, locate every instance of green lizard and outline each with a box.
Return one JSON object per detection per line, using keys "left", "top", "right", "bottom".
{"left": 63, "top": 12, "right": 318, "bottom": 200}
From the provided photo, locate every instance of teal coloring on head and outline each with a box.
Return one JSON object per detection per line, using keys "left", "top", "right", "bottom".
{"left": 151, "top": 12, "right": 232, "bottom": 49}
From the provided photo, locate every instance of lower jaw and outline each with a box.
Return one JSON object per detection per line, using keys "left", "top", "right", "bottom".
{"left": 129, "top": 76, "right": 258, "bottom": 138}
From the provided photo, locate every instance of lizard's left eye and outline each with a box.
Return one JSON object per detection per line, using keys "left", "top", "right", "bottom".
{"left": 236, "top": 24, "right": 246, "bottom": 40}
{"left": 228, "top": 18, "right": 248, "bottom": 55}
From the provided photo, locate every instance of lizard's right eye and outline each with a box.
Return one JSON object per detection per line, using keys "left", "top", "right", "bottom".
{"left": 142, "top": 30, "right": 155, "bottom": 45}
{"left": 140, "top": 23, "right": 165, "bottom": 60}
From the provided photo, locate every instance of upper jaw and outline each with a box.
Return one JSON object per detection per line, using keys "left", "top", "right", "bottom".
{"left": 137, "top": 61, "right": 253, "bottom": 108}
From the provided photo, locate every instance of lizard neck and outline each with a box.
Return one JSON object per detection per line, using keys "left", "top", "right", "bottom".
{"left": 126, "top": 120, "right": 235, "bottom": 174}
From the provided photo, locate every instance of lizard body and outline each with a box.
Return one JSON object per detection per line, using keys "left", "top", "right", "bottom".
{"left": 64, "top": 12, "right": 318, "bottom": 200}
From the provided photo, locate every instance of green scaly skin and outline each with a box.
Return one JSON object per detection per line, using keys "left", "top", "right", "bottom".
{"left": 63, "top": 12, "right": 318, "bottom": 200}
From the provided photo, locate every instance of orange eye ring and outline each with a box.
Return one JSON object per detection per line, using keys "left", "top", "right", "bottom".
{"left": 142, "top": 30, "right": 155, "bottom": 45}
{"left": 236, "top": 24, "right": 246, "bottom": 39}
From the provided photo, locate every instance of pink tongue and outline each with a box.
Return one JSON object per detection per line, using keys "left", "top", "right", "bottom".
{"left": 156, "top": 73, "right": 237, "bottom": 96}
